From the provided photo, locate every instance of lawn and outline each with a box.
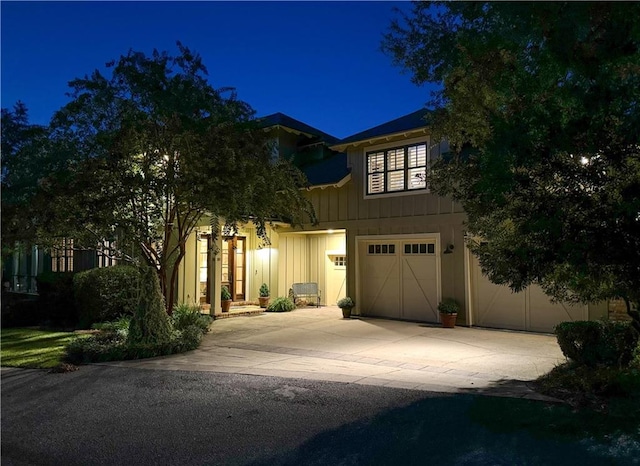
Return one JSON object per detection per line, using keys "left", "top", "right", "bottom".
{"left": 1, "top": 328, "right": 84, "bottom": 369}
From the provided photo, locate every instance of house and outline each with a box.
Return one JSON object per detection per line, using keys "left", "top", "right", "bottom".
{"left": 177, "top": 109, "right": 608, "bottom": 333}
{"left": 2, "top": 239, "right": 116, "bottom": 294}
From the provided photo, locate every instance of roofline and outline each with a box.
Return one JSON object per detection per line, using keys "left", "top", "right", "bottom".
{"left": 304, "top": 173, "right": 351, "bottom": 191}
{"left": 330, "top": 127, "right": 430, "bottom": 152}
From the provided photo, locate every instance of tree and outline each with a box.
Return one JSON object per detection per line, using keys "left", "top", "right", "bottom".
{"left": 383, "top": 2, "right": 640, "bottom": 332}
{"left": 1, "top": 102, "right": 52, "bottom": 252}
{"left": 35, "top": 43, "right": 315, "bottom": 310}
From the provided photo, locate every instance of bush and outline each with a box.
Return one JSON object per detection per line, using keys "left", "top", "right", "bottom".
{"left": 555, "top": 320, "right": 639, "bottom": 368}
{"left": 266, "top": 296, "right": 295, "bottom": 312}
{"left": 337, "top": 297, "right": 355, "bottom": 309}
{"left": 127, "top": 267, "right": 172, "bottom": 345}
{"left": 259, "top": 283, "right": 270, "bottom": 297}
{"left": 36, "top": 271, "right": 77, "bottom": 326}
{"left": 437, "top": 298, "right": 460, "bottom": 315}
{"left": 221, "top": 285, "right": 232, "bottom": 301}
{"left": 64, "top": 324, "right": 205, "bottom": 364}
{"left": 1, "top": 292, "right": 41, "bottom": 328}
{"left": 91, "top": 315, "right": 131, "bottom": 339}
{"left": 172, "top": 303, "right": 212, "bottom": 332}
{"left": 74, "top": 266, "right": 140, "bottom": 329}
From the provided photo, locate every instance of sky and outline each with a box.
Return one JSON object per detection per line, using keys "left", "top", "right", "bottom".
{"left": 1, "top": 1, "right": 438, "bottom": 139}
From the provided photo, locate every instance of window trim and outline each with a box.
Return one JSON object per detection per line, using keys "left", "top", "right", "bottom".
{"left": 364, "top": 140, "right": 429, "bottom": 198}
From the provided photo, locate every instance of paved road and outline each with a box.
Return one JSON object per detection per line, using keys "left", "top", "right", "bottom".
{"left": 2, "top": 366, "right": 636, "bottom": 465}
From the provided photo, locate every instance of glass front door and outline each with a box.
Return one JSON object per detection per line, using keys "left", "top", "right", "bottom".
{"left": 221, "top": 236, "right": 246, "bottom": 301}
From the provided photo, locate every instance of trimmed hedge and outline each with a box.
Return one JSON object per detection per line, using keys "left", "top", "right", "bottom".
{"left": 74, "top": 266, "right": 140, "bottom": 329}
{"left": 555, "top": 320, "right": 639, "bottom": 368}
{"left": 36, "top": 271, "right": 77, "bottom": 326}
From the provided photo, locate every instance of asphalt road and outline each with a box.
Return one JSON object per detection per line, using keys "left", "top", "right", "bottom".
{"left": 1, "top": 366, "right": 636, "bottom": 465}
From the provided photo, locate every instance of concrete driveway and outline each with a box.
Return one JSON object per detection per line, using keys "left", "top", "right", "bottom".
{"left": 106, "top": 307, "right": 565, "bottom": 399}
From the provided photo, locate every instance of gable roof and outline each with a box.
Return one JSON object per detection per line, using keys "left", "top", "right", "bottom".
{"left": 258, "top": 112, "right": 339, "bottom": 145}
{"left": 302, "top": 152, "right": 351, "bottom": 189}
{"left": 331, "top": 109, "right": 431, "bottom": 150}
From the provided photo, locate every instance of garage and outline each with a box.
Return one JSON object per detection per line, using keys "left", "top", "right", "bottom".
{"left": 357, "top": 235, "right": 441, "bottom": 323}
{"left": 468, "top": 253, "right": 587, "bottom": 332}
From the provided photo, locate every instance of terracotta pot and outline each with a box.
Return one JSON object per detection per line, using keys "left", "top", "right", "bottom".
{"left": 440, "top": 313, "right": 457, "bottom": 328}
{"left": 258, "top": 296, "right": 270, "bottom": 309}
{"left": 341, "top": 307, "right": 353, "bottom": 318}
{"left": 221, "top": 300, "right": 232, "bottom": 313}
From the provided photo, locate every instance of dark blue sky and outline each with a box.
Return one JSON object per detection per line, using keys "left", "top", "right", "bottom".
{"left": 1, "top": 1, "right": 436, "bottom": 139}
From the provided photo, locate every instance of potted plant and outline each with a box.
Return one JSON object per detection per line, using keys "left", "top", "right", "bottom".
{"left": 438, "top": 298, "right": 459, "bottom": 328}
{"left": 337, "top": 297, "right": 355, "bottom": 318}
{"left": 221, "top": 285, "right": 232, "bottom": 313}
{"left": 258, "top": 283, "right": 270, "bottom": 308}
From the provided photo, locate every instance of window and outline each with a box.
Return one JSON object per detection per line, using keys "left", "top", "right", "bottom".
{"left": 51, "top": 238, "right": 74, "bottom": 272}
{"left": 333, "top": 256, "right": 346, "bottom": 267}
{"left": 367, "top": 244, "right": 396, "bottom": 255}
{"left": 366, "top": 143, "right": 427, "bottom": 195}
{"left": 403, "top": 243, "right": 435, "bottom": 255}
{"left": 96, "top": 241, "right": 117, "bottom": 268}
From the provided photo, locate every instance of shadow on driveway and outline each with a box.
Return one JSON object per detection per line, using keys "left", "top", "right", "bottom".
{"left": 249, "top": 394, "right": 638, "bottom": 465}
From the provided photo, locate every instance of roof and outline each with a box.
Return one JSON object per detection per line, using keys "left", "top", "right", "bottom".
{"left": 333, "top": 109, "right": 431, "bottom": 149}
{"left": 258, "top": 112, "right": 339, "bottom": 145}
{"left": 303, "top": 152, "right": 351, "bottom": 189}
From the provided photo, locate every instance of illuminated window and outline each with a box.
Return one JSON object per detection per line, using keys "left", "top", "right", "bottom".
{"left": 51, "top": 238, "right": 74, "bottom": 272}
{"left": 366, "top": 143, "right": 427, "bottom": 195}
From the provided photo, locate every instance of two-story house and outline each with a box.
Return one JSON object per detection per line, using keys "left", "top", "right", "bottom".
{"left": 178, "top": 110, "right": 607, "bottom": 332}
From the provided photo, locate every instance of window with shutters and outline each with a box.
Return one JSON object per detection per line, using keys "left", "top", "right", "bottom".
{"left": 366, "top": 143, "right": 427, "bottom": 196}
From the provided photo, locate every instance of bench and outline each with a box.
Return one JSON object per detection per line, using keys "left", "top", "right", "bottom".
{"left": 291, "top": 282, "right": 321, "bottom": 308}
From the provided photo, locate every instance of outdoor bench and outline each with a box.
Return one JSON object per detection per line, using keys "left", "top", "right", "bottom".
{"left": 291, "top": 282, "right": 321, "bottom": 308}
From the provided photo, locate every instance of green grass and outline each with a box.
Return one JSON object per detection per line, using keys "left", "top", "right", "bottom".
{"left": 1, "top": 328, "right": 85, "bottom": 369}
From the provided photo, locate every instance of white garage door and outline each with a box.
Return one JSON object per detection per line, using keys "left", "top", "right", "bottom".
{"left": 358, "top": 238, "right": 440, "bottom": 323}
{"left": 470, "top": 254, "right": 587, "bottom": 332}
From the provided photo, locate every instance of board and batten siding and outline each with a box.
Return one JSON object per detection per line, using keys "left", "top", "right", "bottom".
{"left": 277, "top": 232, "right": 346, "bottom": 305}
{"left": 285, "top": 135, "right": 470, "bottom": 323}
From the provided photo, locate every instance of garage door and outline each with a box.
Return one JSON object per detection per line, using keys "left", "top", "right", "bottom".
{"left": 358, "top": 237, "right": 440, "bottom": 323}
{"left": 469, "top": 254, "right": 587, "bottom": 332}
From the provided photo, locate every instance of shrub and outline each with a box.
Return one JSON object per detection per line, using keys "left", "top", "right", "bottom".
{"left": 64, "top": 324, "right": 205, "bottom": 364}
{"left": 337, "top": 297, "right": 355, "bottom": 309}
{"left": 74, "top": 265, "right": 140, "bottom": 329}
{"left": 91, "top": 315, "right": 131, "bottom": 339}
{"left": 555, "top": 320, "right": 639, "bottom": 368}
{"left": 36, "top": 271, "right": 77, "bottom": 326}
{"left": 221, "top": 285, "right": 232, "bottom": 301}
{"left": 127, "top": 267, "right": 171, "bottom": 345}
{"left": 172, "top": 303, "right": 212, "bottom": 332}
{"left": 266, "top": 296, "right": 295, "bottom": 312}
{"left": 438, "top": 298, "right": 459, "bottom": 315}
{"left": 1, "top": 293, "right": 41, "bottom": 328}
{"left": 259, "top": 283, "right": 270, "bottom": 297}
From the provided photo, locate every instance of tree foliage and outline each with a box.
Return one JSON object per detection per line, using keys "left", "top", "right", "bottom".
{"left": 7, "top": 43, "right": 316, "bottom": 309}
{"left": 384, "top": 2, "right": 640, "bottom": 331}
{"left": 1, "top": 103, "right": 53, "bottom": 251}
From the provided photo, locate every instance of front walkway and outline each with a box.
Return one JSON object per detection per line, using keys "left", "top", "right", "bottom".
{"left": 104, "top": 307, "right": 565, "bottom": 400}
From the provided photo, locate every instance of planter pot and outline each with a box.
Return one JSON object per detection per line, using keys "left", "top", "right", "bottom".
{"left": 341, "top": 307, "right": 353, "bottom": 318}
{"left": 258, "top": 296, "right": 270, "bottom": 309}
{"left": 440, "top": 313, "right": 457, "bottom": 328}
{"left": 221, "top": 300, "right": 232, "bottom": 313}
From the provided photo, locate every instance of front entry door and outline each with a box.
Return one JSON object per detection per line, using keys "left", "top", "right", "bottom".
{"left": 222, "top": 236, "right": 246, "bottom": 301}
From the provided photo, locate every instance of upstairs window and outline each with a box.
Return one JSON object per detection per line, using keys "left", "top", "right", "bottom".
{"left": 366, "top": 143, "right": 427, "bottom": 196}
